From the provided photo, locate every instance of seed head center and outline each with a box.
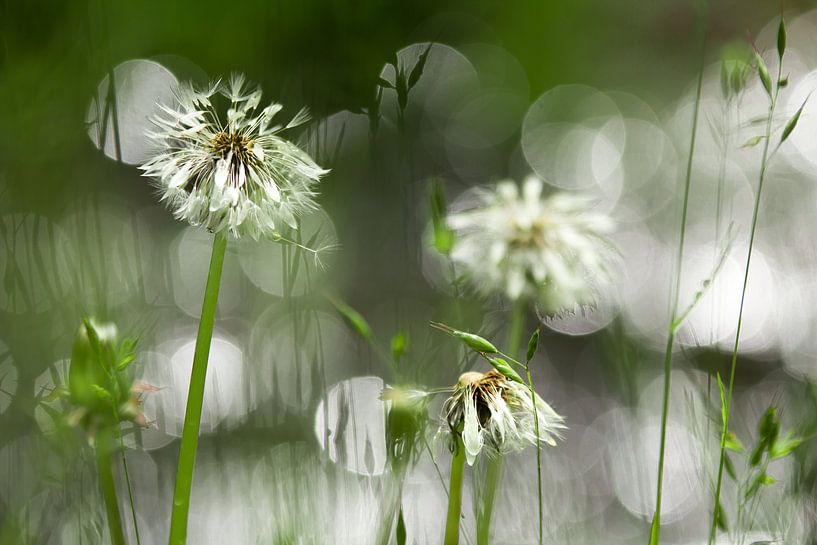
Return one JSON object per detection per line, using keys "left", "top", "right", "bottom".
{"left": 211, "top": 131, "right": 253, "bottom": 163}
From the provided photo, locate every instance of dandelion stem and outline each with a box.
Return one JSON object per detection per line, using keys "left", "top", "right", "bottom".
{"left": 651, "top": 3, "right": 708, "bottom": 543}
{"left": 167, "top": 231, "right": 227, "bottom": 545}
{"left": 444, "top": 435, "right": 467, "bottom": 545}
{"left": 708, "top": 47, "right": 781, "bottom": 545}
{"left": 96, "top": 428, "right": 126, "bottom": 545}
{"left": 477, "top": 302, "right": 526, "bottom": 545}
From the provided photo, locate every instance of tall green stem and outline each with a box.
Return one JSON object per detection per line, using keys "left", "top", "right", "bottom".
{"left": 96, "top": 428, "right": 126, "bottom": 545}
{"left": 477, "top": 302, "right": 526, "bottom": 545}
{"left": 168, "top": 232, "right": 227, "bottom": 545}
{"left": 444, "top": 435, "right": 467, "bottom": 545}
{"left": 708, "top": 58, "right": 780, "bottom": 545}
{"left": 651, "top": 5, "right": 708, "bottom": 543}
{"left": 477, "top": 457, "right": 502, "bottom": 545}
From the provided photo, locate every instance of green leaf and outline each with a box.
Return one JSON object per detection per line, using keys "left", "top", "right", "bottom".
{"left": 716, "top": 372, "right": 728, "bottom": 426}
{"left": 377, "top": 77, "right": 394, "bottom": 89}
{"left": 117, "top": 353, "right": 135, "bottom": 371}
{"left": 90, "top": 384, "right": 112, "bottom": 401}
{"left": 755, "top": 52, "right": 773, "bottom": 97}
{"left": 715, "top": 500, "right": 728, "bottom": 531}
{"left": 330, "top": 298, "right": 372, "bottom": 340}
{"left": 742, "top": 135, "right": 765, "bottom": 148}
{"left": 526, "top": 328, "right": 540, "bottom": 363}
{"left": 724, "top": 452, "right": 737, "bottom": 481}
{"left": 486, "top": 356, "right": 524, "bottom": 384}
{"left": 82, "top": 317, "right": 102, "bottom": 357}
{"left": 725, "top": 431, "right": 744, "bottom": 453}
{"left": 760, "top": 472, "right": 775, "bottom": 486}
{"left": 758, "top": 406, "right": 780, "bottom": 454}
{"left": 777, "top": 18, "right": 786, "bottom": 60}
{"left": 408, "top": 43, "right": 433, "bottom": 89}
{"left": 771, "top": 433, "right": 802, "bottom": 459}
{"left": 396, "top": 507, "right": 406, "bottom": 545}
{"left": 780, "top": 98, "right": 808, "bottom": 144}
{"left": 391, "top": 332, "right": 408, "bottom": 363}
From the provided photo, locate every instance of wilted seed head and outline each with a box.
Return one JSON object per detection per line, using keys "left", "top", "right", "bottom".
{"left": 446, "top": 176, "right": 614, "bottom": 315}
{"left": 443, "top": 369, "right": 565, "bottom": 465}
{"left": 140, "top": 73, "right": 328, "bottom": 239}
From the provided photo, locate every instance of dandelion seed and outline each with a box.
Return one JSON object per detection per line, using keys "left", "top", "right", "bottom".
{"left": 442, "top": 370, "right": 565, "bottom": 466}
{"left": 140, "top": 73, "right": 328, "bottom": 239}
{"left": 446, "top": 175, "right": 614, "bottom": 315}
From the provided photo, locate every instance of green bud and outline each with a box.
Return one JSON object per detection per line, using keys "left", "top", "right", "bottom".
{"left": 486, "top": 356, "right": 524, "bottom": 384}
{"left": 755, "top": 52, "right": 773, "bottom": 97}
{"left": 777, "top": 18, "right": 786, "bottom": 60}
{"left": 452, "top": 330, "right": 498, "bottom": 353}
{"left": 526, "top": 328, "right": 540, "bottom": 363}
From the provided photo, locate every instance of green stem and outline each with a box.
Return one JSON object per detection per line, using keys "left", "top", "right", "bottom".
{"left": 525, "top": 355, "right": 544, "bottom": 545}
{"left": 96, "top": 428, "right": 126, "bottom": 545}
{"left": 651, "top": 5, "right": 708, "bottom": 543}
{"left": 167, "top": 232, "right": 228, "bottom": 545}
{"left": 115, "top": 425, "right": 142, "bottom": 545}
{"left": 477, "top": 456, "right": 503, "bottom": 545}
{"left": 708, "top": 56, "right": 780, "bottom": 545}
{"left": 475, "top": 302, "right": 526, "bottom": 545}
{"left": 444, "top": 435, "right": 466, "bottom": 545}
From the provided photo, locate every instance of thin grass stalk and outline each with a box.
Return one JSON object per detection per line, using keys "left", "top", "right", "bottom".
{"left": 96, "top": 428, "right": 126, "bottom": 545}
{"left": 650, "top": 4, "right": 708, "bottom": 543}
{"left": 707, "top": 54, "right": 781, "bottom": 545}
{"left": 444, "top": 435, "right": 467, "bottom": 545}
{"left": 167, "top": 232, "right": 228, "bottom": 545}
{"left": 524, "top": 351, "right": 544, "bottom": 545}
{"left": 115, "top": 425, "right": 142, "bottom": 545}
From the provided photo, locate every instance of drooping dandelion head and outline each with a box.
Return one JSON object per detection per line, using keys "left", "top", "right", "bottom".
{"left": 140, "top": 73, "right": 328, "bottom": 239}
{"left": 446, "top": 175, "right": 614, "bottom": 315}
{"left": 443, "top": 369, "right": 566, "bottom": 465}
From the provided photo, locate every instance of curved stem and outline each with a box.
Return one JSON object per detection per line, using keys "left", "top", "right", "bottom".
{"left": 708, "top": 57, "right": 780, "bottom": 545}
{"left": 167, "top": 232, "right": 227, "bottom": 545}
{"left": 96, "top": 428, "right": 126, "bottom": 545}
{"left": 444, "top": 435, "right": 467, "bottom": 545}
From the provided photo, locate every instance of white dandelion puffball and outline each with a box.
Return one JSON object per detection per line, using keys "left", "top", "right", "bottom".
{"left": 443, "top": 370, "right": 566, "bottom": 466}
{"left": 140, "top": 73, "right": 328, "bottom": 239}
{"left": 447, "top": 176, "right": 614, "bottom": 314}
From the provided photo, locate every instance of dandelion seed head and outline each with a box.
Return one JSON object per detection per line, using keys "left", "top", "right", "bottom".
{"left": 140, "top": 73, "right": 328, "bottom": 239}
{"left": 443, "top": 369, "right": 566, "bottom": 465}
{"left": 447, "top": 175, "right": 615, "bottom": 315}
